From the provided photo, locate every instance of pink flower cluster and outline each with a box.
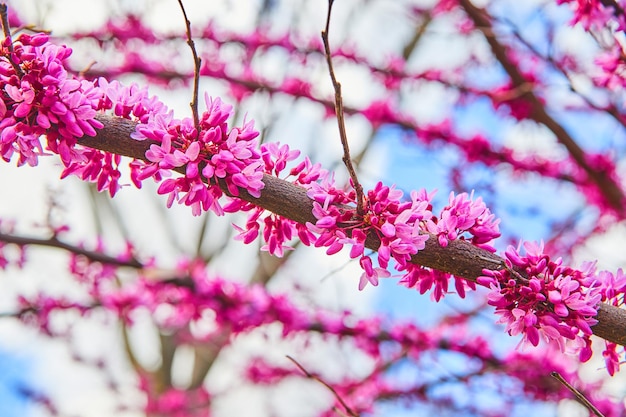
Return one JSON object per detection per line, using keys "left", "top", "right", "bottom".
{"left": 305, "top": 182, "right": 502, "bottom": 295}
{"left": 141, "top": 378, "right": 210, "bottom": 417}
{"left": 227, "top": 142, "right": 325, "bottom": 256}
{"left": 397, "top": 192, "right": 499, "bottom": 301}
{"left": 596, "top": 269, "right": 626, "bottom": 374}
{"left": 64, "top": 78, "right": 170, "bottom": 196}
{"left": 425, "top": 191, "right": 500, "bottom": 251}
{"left": 0, "top": 33, "right": 154, "bottom": 197}
{"left": 0, "top": 31, "right": 265, "bottom": 205}
{"left": 594, "top": 49, "right": 626, "bottom": 90}
{"left": 478, "top": 241, "right": 602, "bottom": 361}
{"left": 307, "top": 182, "right": 431, "bottom": 290}
{"left": 130, "top": 94, "right": 264, "bottom": 216}
{"left": 7, "top": 227, "right": 624, "bottom": 412}
{"left": 400, "top": 265, "right": 473, "bottom": 302}
{"left": 0, "top": 33, "right": 103, "bottom": 167}
{"left": 557, "top": 0, "right": 626, "bottom": 32}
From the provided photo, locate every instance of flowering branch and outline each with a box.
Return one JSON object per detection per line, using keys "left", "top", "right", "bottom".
{"left": 2, "top": 1, "right": 625, "bottom": 378}
{"left": 58, "top": 12, "right": 624, "bottom": 218}
{"left": 79, "top": 114, "right": 626, "bottom": 347}
{"left": 0, "top": 3, "right": 22, "bottom": 77}
{"left": 3, "top": 2, "right": 626, "bottom": 414}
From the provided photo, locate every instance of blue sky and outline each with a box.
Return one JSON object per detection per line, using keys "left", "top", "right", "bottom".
{"left": 0, "top": 348, "right": 36, "bottom": 417}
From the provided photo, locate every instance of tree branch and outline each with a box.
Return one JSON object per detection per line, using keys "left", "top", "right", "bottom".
{"left": 0, "top": 3, "right": 23, "bottom": 77}
{"left": 78, "top": 114, "right": 626, "bottom": 347}
{"left": 0, "top": 230, "right": 143, "bottom": 268}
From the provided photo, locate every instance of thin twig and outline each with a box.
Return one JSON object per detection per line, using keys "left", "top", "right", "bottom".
{"left": 287, "top": 355, "right": 359, "bottom": 417}
{"left": 0, "top": 3, "right": 23, "bottom": 77}
{"left": 176, "top": 0, "right": 201, "bottom": 131}
{"left": 321, "top": 0, "right": 365, "bottom": 215}
{"left": 550, "top": 372, "right": 605, "bottom": 417}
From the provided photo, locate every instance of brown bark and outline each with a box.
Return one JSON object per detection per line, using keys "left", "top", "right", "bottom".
{"left": 77, "top": 114, "right": 626, "bottom": 347}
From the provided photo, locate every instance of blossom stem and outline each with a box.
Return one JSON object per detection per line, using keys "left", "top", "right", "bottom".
{"left": 551, "top": 372, "right": 605, "bottom": 417}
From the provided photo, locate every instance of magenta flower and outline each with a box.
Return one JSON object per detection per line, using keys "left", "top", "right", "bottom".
{"left": 0, "top": 33, "right": 103, "bottom": 168}
{"left": 426, "top": 191, "right": 500, "bottom": 251}
{"left": 602, "top": 342, "right": 622, "bottom": 376}
{"left": 358, "top": 255, "right": 391, "bottom": 290}
{"left": 130, "top": 93, "right": 265, "bottom": 215}
{"left": 598, "top": 268, "right": 626, "bottom": 304}
{"left": 307, "top": 181, "right": 432, "bottom": 290}
{"left": 478, "top": 241, "right": 602, "bottom": 358}
{"left": 229, "top": 142, "right": 320, "bottom": 257}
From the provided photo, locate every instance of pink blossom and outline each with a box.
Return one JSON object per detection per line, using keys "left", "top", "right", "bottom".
{"left": 308, "top": 182, "right": 432, "bottom": 290}
{"left": 602, "top": 342, "right": 623, "bottom": 376}
{"left": 478, "top": 241, "right": 602, "bottom": 358}
{"left": 358, "top": 255, "right": 391, "bottom": 290}
{"left": 426, "top": 191, "right": 500, "bottom": 251}
{"left": 0, "top": 33, "right": 103, "bottom": 168}
{"left": 598, "top": 268, "right": 626, "bottom": 304}
{"left": 130, "top": 94, "right": 265, "bottom": 215}
{"left": 557, "top": 0, "right": 619, "bottom": 31}
{"left": 229, "top": 142, "right": 320, "bottom": 256}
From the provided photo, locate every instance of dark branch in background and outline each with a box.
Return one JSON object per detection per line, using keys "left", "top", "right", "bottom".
{"left": 80, "top": 113, "right": 626, "bottom": 347}
{"left": 0, "top": 231, "right": 143, "bottom": 268}
{"left": 0, "top": 3, "right": 23, "bottom": 76}
{"left": 458, "top": 0, "right": 626, "bottom": 216}
{"left": 321, "top": 0, "right": 366, "bottom": 215}
{"left": 494, "top": 15, "right": 626, "bottom": 131}
{"left": 551, "top": 372, "right": 605, "bottom": 417}
{"left": 177, "top": 0, "right": 201, "bottom": 130}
